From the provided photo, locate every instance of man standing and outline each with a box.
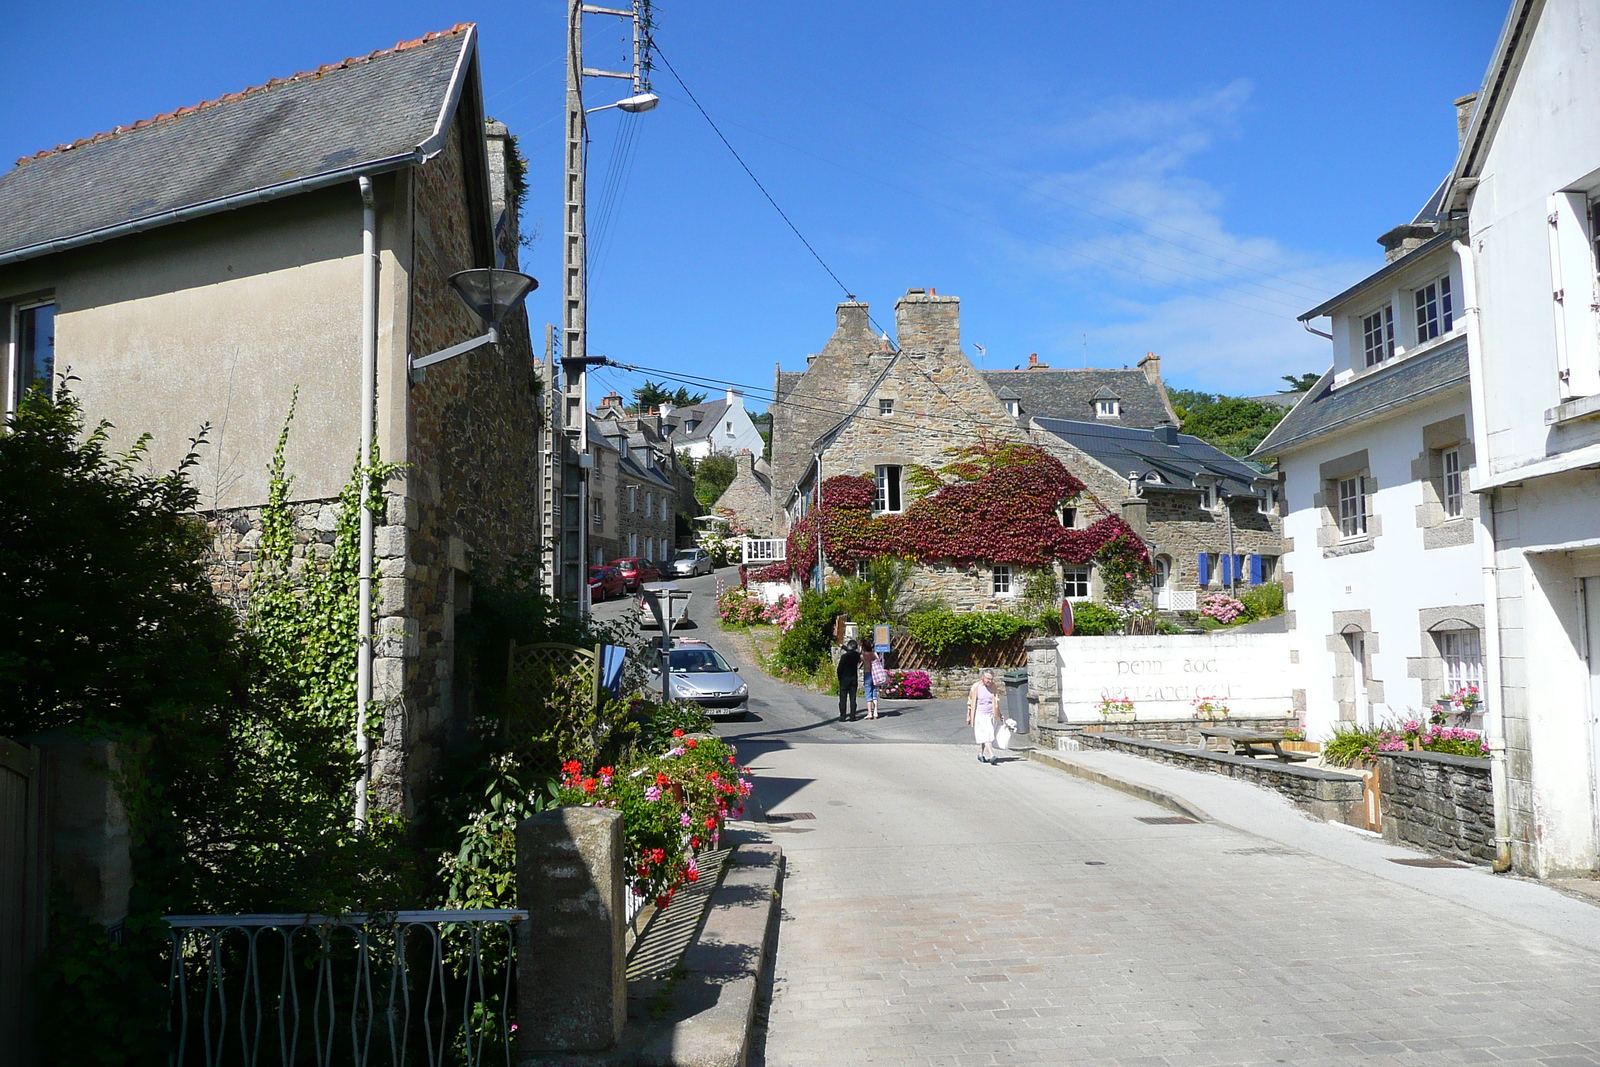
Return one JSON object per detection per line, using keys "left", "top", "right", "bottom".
{"left": 836, "top": 639, "right": 861, "bottom": 722}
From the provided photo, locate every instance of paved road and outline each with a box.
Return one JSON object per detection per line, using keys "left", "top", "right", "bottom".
{"left": 613, "top": 573, "right": 1600, "bottom": 1064}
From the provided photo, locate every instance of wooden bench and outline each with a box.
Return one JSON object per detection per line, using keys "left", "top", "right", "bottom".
{"left": 1197, "top": 726, "right": 1312, "bottom": 763}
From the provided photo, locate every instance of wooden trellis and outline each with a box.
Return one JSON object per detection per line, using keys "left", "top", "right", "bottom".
{"left": 507, "top": 641, "right": 602, "bottom": 709}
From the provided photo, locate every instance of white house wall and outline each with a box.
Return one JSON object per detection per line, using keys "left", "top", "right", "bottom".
{"left": 1281, "top": 390, "right": 1481, "bottom": 743}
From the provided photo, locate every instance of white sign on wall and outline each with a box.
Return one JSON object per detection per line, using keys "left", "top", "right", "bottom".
{"left": 1056, "top": 632, "right": 1292, "bottom": 721}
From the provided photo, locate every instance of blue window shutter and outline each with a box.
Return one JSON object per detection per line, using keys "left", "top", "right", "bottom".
{"left": 1198, "top": 552, "right": 1209, "bottom": 586}
{"left": 1235, "top": 554, "right": 1245, "bottom": 585}
{"left": 1218, "top": 554, "right": 1229, "bottom": 585}
{"left": 1249, "top": 554, "right": 1262, "bottom": 585}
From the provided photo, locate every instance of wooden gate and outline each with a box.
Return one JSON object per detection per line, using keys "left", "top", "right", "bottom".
{"left": 0, "top": 736, "right": 42, "bottom": 1066}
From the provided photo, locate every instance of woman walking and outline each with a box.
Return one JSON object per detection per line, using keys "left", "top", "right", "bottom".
{"left": 967, "top": 669, "right": 1002, "bottom": 763}
{"left": 862, "top": 647, "right": 886, "bottom": 719}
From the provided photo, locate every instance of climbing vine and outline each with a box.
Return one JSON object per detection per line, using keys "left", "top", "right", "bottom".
{"left": 777, "top": 440, "right": 1151, "bottom": 592}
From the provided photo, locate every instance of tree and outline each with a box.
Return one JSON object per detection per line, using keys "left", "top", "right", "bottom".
{"left": 1166, "top": 387, "right": 1219, "bottom": 425}
{"left": 630, "top": 379, "right": 706, "bottom": 413}
{"left": 1280, "top": 372, "right": 1323, "bottom": 392}
{"left": 693, "top": 452, "right": 738, "bottom": 508}
{"left": 1179, "top": 397, "right": 1288, "bottom": 457}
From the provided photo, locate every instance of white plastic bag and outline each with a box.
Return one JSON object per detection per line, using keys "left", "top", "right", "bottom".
{"left": 995, "top": 718, "right": 1014, "bottom": 751}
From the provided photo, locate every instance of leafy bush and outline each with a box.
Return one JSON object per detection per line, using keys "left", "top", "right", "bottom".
{"left": 771, "top": 588, "right": 839, "bottom": 675}
{"left": 1240, "top": 581, "right": 1284, "bottom": 621}
{"left": 764, "top": 593, "right": 800, "bottom": 631}
{"left": 1200, "top": 593, "right": 1247, "bottom": 624}
{"left": 905, "top": 607, "right": 1030, "bottom": 657}
{"left": 1321, "top": 719, "right": 1489, "bottom": 766}
{"left": 716, "top": 582, "right": 767, "bottom": 626}
{"left": 1068, "top": 602, "right": 1121, "bottom": 636}
{"left": 882, "top": 670, "right": 933, "bottom": 699}
{"left": 1321, "top": 723, "right": 1391, "bottom": 766}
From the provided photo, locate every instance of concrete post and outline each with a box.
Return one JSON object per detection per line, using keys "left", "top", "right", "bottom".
{"left": 1024, "top": 637, "right": 1063, "bottom": 729}
{"left": 517, "top": 807, "right": 626, "bottom": 1052}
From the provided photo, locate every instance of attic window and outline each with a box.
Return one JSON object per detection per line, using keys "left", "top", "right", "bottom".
{"left": 879, "top": 398, "right": 895, "bottom": 416}
{"left": 1095, "top": 399, "right": 1120, "bottom": 419}
{"left": 1005, "top": 400, "right": 1020, "bottom": 417}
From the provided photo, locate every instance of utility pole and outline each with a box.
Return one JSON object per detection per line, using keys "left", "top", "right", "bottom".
{"left": 562, "top": 0, "right": 656, "bottom": 616}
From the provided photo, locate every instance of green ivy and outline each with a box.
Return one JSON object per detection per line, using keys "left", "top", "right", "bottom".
{"left": 905, "top": 607, "right": 1031, "bottom": 657}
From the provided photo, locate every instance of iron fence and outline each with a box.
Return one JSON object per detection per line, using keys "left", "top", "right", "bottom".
{"left": 164, "top": 909, "right": 525, "bottom": 1067}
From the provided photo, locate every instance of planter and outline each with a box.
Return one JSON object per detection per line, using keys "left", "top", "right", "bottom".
{"left": 1099, "top": 710, "right": 1136, "bottom": 724}
{"left": 1280, "top": 740, "right": 1321, "bottom": 754}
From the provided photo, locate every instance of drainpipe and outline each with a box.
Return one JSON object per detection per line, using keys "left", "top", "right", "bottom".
{"left": 814, "top": 451, "right": 825, "bottom": 588}
{"left": 1456, "top": 237, "right": 1512, "bottom": 873}
{"left": 355, "top": 176, "right": 378, "bottom": 830}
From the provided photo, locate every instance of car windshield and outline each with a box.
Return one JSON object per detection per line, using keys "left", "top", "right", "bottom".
{"left": 669, "top": 648, "right": 732, "bottom": 673}
{"left": 673, "top": 551, "right": 697, "bottom": 561}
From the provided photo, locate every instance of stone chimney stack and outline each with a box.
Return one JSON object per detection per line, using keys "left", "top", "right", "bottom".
{"left": 893, "top": 289, "right": 961, "bottom": 359}
{"left": 599, "top": 391, "right": 625, "bottom": 413}
{"left": 1378, "top": 223, "right": 1436, "bottom": 264}
{"left": 1026, "top": 352, "right": 1051, "bottom": 370}
{"left": 1455, "top": 92, "right": 1478, "bottom": 147}
{"left": 484, "top": 119, "right": 520, "bottom": 269}
{"left": 1138, "top": 352, "right": 1162, "bottom": 386}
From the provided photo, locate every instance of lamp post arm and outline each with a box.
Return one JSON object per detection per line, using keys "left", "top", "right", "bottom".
{"left": 409, "top": 326, "right": 500, "bottom": 382}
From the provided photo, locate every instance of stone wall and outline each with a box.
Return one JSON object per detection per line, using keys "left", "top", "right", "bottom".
{"left": 202, "top": 498, "right": 343, "bottom": 615}
{"left": 1037, "top": 716, "right": 1298, "bottom": 749}
{"left": 1375, "top": 751, "right": 1495, "bottom": 864}
{"left": 714, "top": 452, "right": 777, "bottom": 536}
{"left": 1025, "top": 637, "right": 1062, "bottom": 730}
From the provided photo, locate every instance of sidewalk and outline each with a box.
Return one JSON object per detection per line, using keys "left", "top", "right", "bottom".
{"left": 1031, "top": 742, "right": 1600, "bottom": 952}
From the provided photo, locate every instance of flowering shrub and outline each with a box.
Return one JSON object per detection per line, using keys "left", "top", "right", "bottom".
{"left": 1281, "top": 727, "right": 1306, "bottom": 741}
{"left": 881, "top": 670, "right": 933, "bottom": 699}
{"left": 1099, "top": 696, "right": 1135, "bottom": 717}
{"left": 745, "top": 561, "right": 792, "bottom": 583}
{"left": 763, "top": 594, "right": 800, "bottom": 631}
{"left": 1430, "top": 685, "right": 1481, "bottom": 723}
{"left": 1199, "top": 593, "right": 1247, "bottom": 624}
{"left": 555, "top": 732, "right": 753, "bottom": 907}
{"left": 716, "top": 581, "right": 768, "bottom": 626}
{"left": 1323, "top": 720, "right": 1489, "bottom": 766}
{"left": 1191, "top": 697, "right": 1229, "bottom": 720}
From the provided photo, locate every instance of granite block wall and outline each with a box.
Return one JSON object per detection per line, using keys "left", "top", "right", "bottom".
{"left": 1375, "top": 751, "right": 1495, "bottom": 864}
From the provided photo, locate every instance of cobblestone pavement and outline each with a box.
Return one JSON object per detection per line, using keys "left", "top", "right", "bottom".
{"left": 746, "top": 741, "right": 1600, "bottom": 1067}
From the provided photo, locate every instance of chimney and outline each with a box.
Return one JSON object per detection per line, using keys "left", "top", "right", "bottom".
{"left": 662, "top": 402, "right": 675, "bottom": 420}
{"left": 893, "top": 288, "right": 960, "bottom": 359}
{"left": 600, "top": 391, "right": 625, "bottom": 411}
{"left": 835, "top": 300, "right": 871, "bottom": 334}
{"left": 726, "top": 386, "right": 743, "bottom": 409}
{"left": 1027, "top": 352, "right": 1050, "bottom": 370}
{"left": 1138, "top": 352, "right": 1162, "bottom": 386}
{"left": 484, "top": 119, "right": 520, "bottom": 269}
{"left": 1154, "top": 420, "right": 1178, "bottom": 444}
{"left": 1455, "top": 92, "right": 1478, "bottom": 147}
{"left": 1378, "top": 223, "right": 1436, "bottom": 264}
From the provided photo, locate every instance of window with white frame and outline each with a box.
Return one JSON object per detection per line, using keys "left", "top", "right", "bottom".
{"left": 874, "top": 464, "right": 903, "bottom": 513}
{"left": 1198, "top": 484, "right": 1215, "bottom": 511}
{"left": 9, "top": 300, "right": 56, "bottom": 409}
{"left": 1259, "top": 485, "right": 1279, "bottom": 516}
{"left": 1095, "top": 398, "right": 1120, "bottom": 418}
{"left": 629, "top": 533, "right": 638, "bottom": 556}
{"left": 992, "top": 565, "right": 1014, "bottom": 596}
{"left": 645, "top": 492, "right": 653, "bottom": 518}
{"left": 1259, "top": 555, "right": 1278, "bottom": 584}
{"left": 1062, "top": 566, "right": 1091, "bottom": 599}
{"left": 1337, "top": 476, "right": 1368, "bottom": 537}
{"left": 1442, "top": 447, "right": 1463, "bottom": 519}
{"left": 1438, "top": 628, "right": 1483, "bottom": 697}
{"left": 879, "top": 398, "right": 894, "bottom": 415}
{"left": 1362, "top": 305, "right": 1394, "bottom": 367}
{"left": 1058, "top": 505, "right": 1077, "bottom": 528}
{"left": 629, "top": 486, "right": 637, "bottom": 512}
{"left": 725, "top": 421, "right": 733, "bottom": 436}
{"left": 1414, "top": 275, "right": 1454, "bottom": 342}
{"left": 1006, "top": 400, "right": 1020, "bottom": 417}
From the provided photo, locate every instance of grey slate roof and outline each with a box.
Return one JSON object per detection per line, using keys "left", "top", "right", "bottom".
{"left": 1034, "top": 418, "right": 1268, "bottom": 499}
{"left": 1251, "top": 337, "right": 1470, "bottom": 458}
{"left": 980, "top": 369, "right": 1175, "bottom": 428}
{"left": 665, "top": 399, "right": 731, "bottom": 444}
{"left": 1297, "top": 231, "right": 1455, "bottom": 321}
{"left": 0, "top": 24, "right": 475, "bottom": 266}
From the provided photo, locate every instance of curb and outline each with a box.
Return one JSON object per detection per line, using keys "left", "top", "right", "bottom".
{"left": 1027, "top": 747, "right": 1213, "bottom": 823}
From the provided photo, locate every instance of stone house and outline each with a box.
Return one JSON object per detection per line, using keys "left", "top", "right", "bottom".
{"left": 588, "top": 413, "right": 680, "bottom": 566}
{"left": 713, "top": 451, "right": 777, "bottom": 535}
{"left": 729, "top": 288, "right": 1282, "bottom": 611}
{"left": 0, "top": 24, "right": 544, "bottom": 815}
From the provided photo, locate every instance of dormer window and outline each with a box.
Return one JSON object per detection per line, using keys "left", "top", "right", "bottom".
{"left": 1005, "top": 400, "right": 1020, "bottom": 417}
{"left": 1362, "top": 305, "right": 1394, "bottom": 366}
{"left": 1199, "top": 484, "right": 1215, "bottom": 510}
{"left": 1095, "top": 399, "right": 1120, "bottom": 419}
{"left": 1414, "top": 275, "right": 1453, "bottom": 342}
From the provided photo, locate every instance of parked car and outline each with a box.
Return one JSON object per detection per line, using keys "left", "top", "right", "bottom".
{"left": 669, "top": 548, "right": 714, "bottom": 577}
{"left": 588, "top": 565, "right": 627, "bottom": 602}
{"left": 609, "top": 556, "right": 661, "bottom": 592}
{"left": 652, "top": 639, "right": 749, "bottom": 719}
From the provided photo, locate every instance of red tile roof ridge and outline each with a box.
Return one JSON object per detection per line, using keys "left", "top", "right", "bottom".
{"left": 14, "top": 23, "right": 473, "bottom": 168}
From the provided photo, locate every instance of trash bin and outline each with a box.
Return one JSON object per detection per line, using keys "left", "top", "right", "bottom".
{"left": 1001, "top": 668, "right": 1030, "bottom": 735}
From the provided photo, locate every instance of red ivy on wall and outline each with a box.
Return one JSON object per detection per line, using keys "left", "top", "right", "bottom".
{"left": 772, "top": 443, "right": 1150, "bottom": 589}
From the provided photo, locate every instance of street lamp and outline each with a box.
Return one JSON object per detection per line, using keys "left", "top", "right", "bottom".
{"left": 409, "top": 268, "right": 538, "bottom": 383}
{"left": 640, "top": 582, "right": 693, "bottom": 704}
{"left": 586, "top": 92, "right": 659, "bottom": 115}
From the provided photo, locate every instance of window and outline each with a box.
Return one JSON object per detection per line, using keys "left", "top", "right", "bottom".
{"left": 1059, "top": 505, "right": 1077, "bottom": 528}
{"left": 1362, "top": 305, "right": 1394, "bottom": 367}
{"left": 1062, "top": 567, "right": 1091, "bottom": 599}
{"left": 629, "top": 486, "right": 638, "bottom": 512}
{"left": 874, "top": 464, "right": 903, "bottom": 513}
{"left": 10, "top": 301, "right": 56, "bottom": 407}
{"left": 992, "top": 565, "right": 1013, "bottom": 597}
{"left": 629, "top": 533, "right": 638, "bottom": 556}
{"left": 591, "top": 496, "right": 603, "bottom": 529}
{"left": 1337, "top": 476, "right": 1368, "bottom": 538}
{"left": 1442, "top": 447, "right": 1463, "bottom": 518}
{"left": 1095, "top": 399, "right": 1120, "bottom": 418}
{"left": 1198, "top": 484, "right": 1215, "bottom": 511}
{"left": 645, "top": 493, "right": 653, "bottom": 518}
{"left": 879, "top": 398, "right": 895, "bottom": 416}
{"left": 617, "top": 436, "right": 628, "bottom": 459}
{"left": 1438, "top": 629, "right": 1483, "bottom": 697}
{"left": 1258, "top": 555, "right": 1277, "bottom": 584}
{"left": 1005, "top": 400, "right": 1020, "bottom": 417}
{"left": 1259, "top": 486, "right": 1278, "bottom": 516}
{"left": 1414, "top": 275, "right": 1454, "bottom": 342}
{"left": 725, "top": 421, "right": 733, "bottom": 435}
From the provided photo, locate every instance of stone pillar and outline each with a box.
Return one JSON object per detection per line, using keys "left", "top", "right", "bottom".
{"left": 516, "top": 807, "right": 626, "bottom": 1053}
{"left": 1120, "top": 496, "right": 1148, "bottom": 539}
{"left": 1025, "top": 637, "right": 1063, "bottom": 728}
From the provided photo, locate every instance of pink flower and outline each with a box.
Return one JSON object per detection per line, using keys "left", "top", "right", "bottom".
{"left": 679, "top": 812, "right": 692, "bottom": 827}
{"left": 645, "top": 786, "right": 662, "bottom": 801}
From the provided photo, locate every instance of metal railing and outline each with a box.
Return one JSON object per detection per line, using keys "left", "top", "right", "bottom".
{"left": 741, "top": 538, "right": 786, "bottom": 565}
{"left": 165, "top": 909, "right": 525, "bottom": 1067}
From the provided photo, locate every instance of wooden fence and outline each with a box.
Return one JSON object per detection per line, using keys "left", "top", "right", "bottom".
{"left": 886, "top": 629, "right": 1033, "bottom": 672}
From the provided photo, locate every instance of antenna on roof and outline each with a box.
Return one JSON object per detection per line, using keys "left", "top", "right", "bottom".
{"left": 973, "top": 343, "right": 986, "bottom": 368}
{"left": 1083, "top": 333, "right": 1088, "bottom": 369}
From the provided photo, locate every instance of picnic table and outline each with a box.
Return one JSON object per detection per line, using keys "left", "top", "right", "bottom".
{"left": 1197, "top": 726, "right": 1312, "bottom": 762}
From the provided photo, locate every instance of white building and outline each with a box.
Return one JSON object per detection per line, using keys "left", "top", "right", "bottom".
{"left": 663, "top": 387, "right": 764, "bottom": 461}
{"left": 1448, "top": 0, "right": 1600, "bottom": 877}
{"left": 1258, "top": 164, "right": 1484, "bottom": 747}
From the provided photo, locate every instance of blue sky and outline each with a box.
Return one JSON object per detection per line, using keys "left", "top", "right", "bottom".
{"left": 3, "top": 2, "right": 1509, "bottom": 405}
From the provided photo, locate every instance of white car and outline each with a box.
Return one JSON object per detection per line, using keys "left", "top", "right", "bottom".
{"left": 670, "top": 548, "right": 714, "bottom": 577}
{"left": 651, "top": 639, "right": 750, "bottom": 719}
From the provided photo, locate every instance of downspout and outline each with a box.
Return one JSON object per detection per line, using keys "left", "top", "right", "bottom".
{"left": 1456, "top": 237, "right": 1512, "bottom": 873}
{"left": 814, "top": 451, "right": 825, "bottom": 588}
{"left": 355, "top": 176, "right": 378, "bottom": 830}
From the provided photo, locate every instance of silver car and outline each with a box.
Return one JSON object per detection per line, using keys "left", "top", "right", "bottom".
{"left": 670, "top": 548, "right": 713, "bottom": 577}
{"left": 654, "top": 641, "right": 749, "bottom": 719}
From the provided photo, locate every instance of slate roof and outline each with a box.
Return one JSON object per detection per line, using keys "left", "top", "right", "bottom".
{"left": 665, "top": 399, "right": 732, "bottom": 444}
{"left": 1034, "top": 418, "right": 1269, "bottom": 499}
{"left": 980, "top": 369, "right": 1176, "bottom": 428}
{"left": 1251, "top": 337, "right": 1470, "bottom": 458}
{"left": 0, "top": 24, "right": 476, "bottom": 266}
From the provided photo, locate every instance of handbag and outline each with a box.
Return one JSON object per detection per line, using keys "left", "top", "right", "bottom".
{"left": 871, "top": 661, "right": 889, "bottom": 686}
